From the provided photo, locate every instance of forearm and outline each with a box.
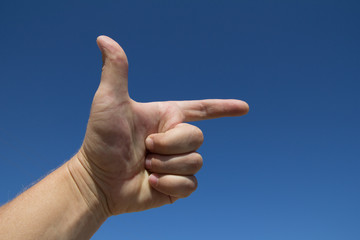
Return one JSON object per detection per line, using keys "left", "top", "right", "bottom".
{"left": 0, "top": 156, "right": 109, "bottom": 240}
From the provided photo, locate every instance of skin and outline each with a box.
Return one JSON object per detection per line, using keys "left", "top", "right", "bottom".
{"left": 0, "top": 36, "right": 249, "bottom": 239}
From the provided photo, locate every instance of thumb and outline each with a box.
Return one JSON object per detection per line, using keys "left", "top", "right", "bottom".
{"left": 96, "top": 35, "right": 129, "bottom": 99}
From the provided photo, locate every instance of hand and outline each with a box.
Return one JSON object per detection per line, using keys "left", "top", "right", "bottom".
{"left": 73, "top": 36, "right": 249, "bottom": 216}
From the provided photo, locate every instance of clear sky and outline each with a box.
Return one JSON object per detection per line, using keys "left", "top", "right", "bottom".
{"left": 1, "top": 0, "right": 359, "bottom": 239}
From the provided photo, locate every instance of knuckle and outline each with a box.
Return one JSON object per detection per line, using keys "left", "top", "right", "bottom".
{"left": 191, "top": 126, "right": 204, "bottom": 147}
{"left": 178, "top": 176, "right": 198, "bottom": 198}
{"left": 188, "top": 153, "right": 203, "bottom": 171}
{"left": 186, "top": 176, "right": 198, "bottom": 192}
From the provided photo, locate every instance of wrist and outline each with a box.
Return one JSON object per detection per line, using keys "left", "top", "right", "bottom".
{"left": 0, "top": 155, "right": 110, "bottom": 240}
{"left": 67, "top": 152, "right": 111, "bottom": 221}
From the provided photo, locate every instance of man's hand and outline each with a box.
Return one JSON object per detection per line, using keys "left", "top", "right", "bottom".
{"left": 69, "top": 36, "right": 249, "bottom": 216}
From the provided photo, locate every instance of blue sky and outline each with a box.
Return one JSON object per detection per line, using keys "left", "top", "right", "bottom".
{"left": 1, "top": 0, "right": 359, "bottom": 239}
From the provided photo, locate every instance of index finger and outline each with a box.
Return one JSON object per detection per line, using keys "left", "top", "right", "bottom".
{"left": 176, "top": 99, "right": 249, "bottom": 122}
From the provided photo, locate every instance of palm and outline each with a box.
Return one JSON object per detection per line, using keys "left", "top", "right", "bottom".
{"left": 79, "top": 36, "right": 249, "bottom": 215}
{"left": 82, "top": 96, "right": 185, "bottom": 214}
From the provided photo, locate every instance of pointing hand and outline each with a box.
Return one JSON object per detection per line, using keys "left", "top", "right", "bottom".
{"left": 71, "top": 36, "right": 249, "bottom": 216}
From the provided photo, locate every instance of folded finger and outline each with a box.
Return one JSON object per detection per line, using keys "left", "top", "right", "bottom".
{"left": 145, "top": 152, "right": 203, "bottom": 175}
{"left": 146, "top": 123, "right": 203, "bottom": 155}
{"left": 148, "top": 174, "right": 198, "bottom": 198}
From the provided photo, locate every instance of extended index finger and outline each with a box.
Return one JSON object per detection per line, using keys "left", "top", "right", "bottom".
{"left": 176, "top": 99, "right": 249, "bottom": 122}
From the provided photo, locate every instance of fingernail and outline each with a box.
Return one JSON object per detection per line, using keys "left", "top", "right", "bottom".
{"left": 145, "top": 137, "right": 154, "bottom": 150}
{"left": 149, "top": 174, "right": 159, "bottom": 186}
{"left": 145, "top": 156, "right": 152, "bottom": 169}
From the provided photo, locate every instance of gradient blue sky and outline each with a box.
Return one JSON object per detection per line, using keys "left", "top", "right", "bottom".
{"left": 1, "top": 1, "right": 359, "bottom": 239}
